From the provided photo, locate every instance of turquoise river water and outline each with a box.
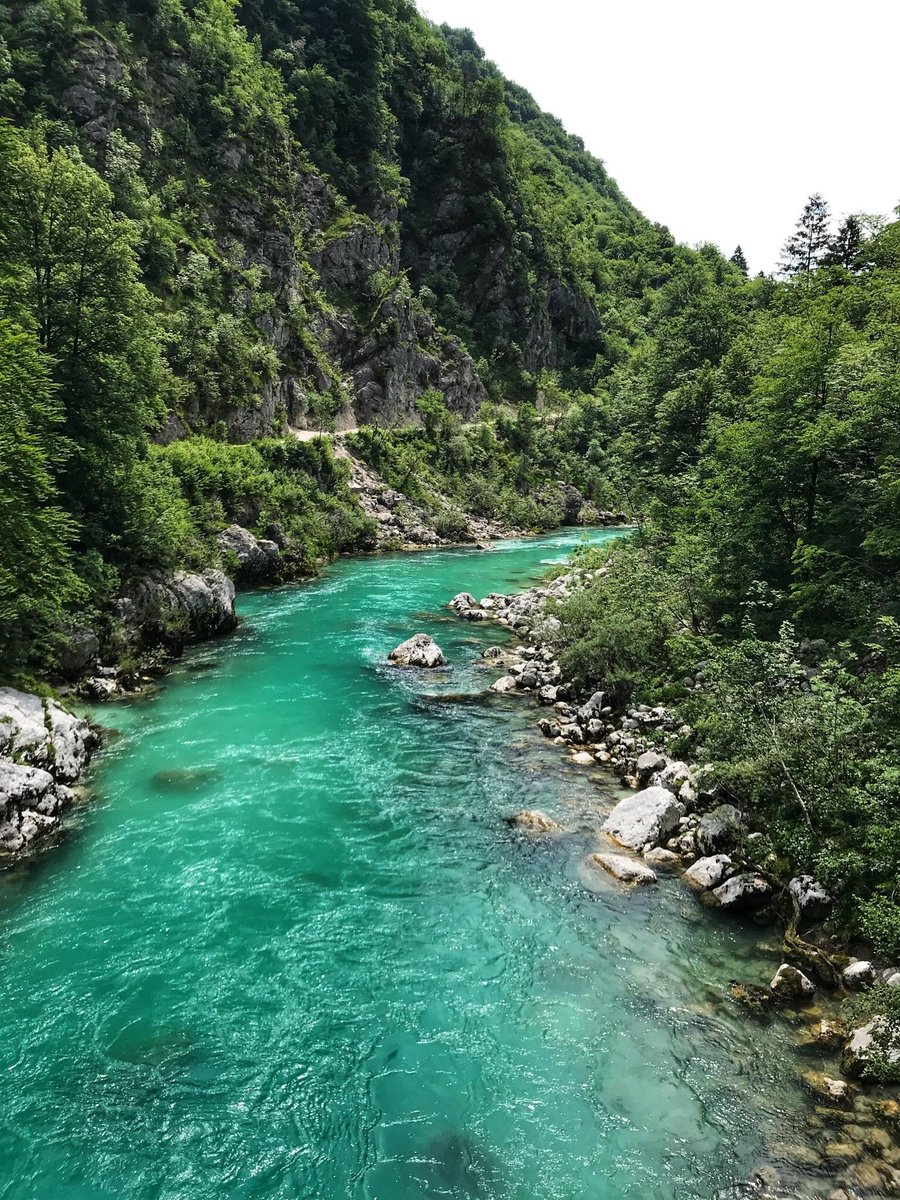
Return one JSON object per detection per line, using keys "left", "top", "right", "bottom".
{"left": 0, "top": 533, "right": 839, "bottom": 1199}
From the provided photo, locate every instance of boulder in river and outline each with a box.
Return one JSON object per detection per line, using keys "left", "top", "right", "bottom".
{"left": 388, "top": 634, "right": 447, "bottom": 668}
{"left": 643, "top": 846, "right": 681, "bottom": 870}
{"left": 490, "top": 675, "right": 517, "bottom": 694}
{"left": 770, "top": 964, "right": 815, "bottom": 1002}
{"left": 588, "top": 853, "right": 658, "bottom": 886}
{"left": 706, "top": 872, "right": 772, "bottom": 911}
{"left": 601, "top": 786, "right": 684, "bottom": 851}
{"left": 683, "top": 854, "right": 733, "bottom": 890}
{"left": 449, "top": 592, "right": 483, "bottom": 620}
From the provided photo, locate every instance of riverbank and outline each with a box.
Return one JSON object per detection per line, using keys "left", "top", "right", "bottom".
{"left": 448, "top": 566, "right": 900, "bottom": 1194}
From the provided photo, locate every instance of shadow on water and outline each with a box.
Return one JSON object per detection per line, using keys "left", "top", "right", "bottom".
{"left": 151, "top": 767, "right": 222, "bottom": 791}
{"left": 421, "top": 1131, "right": 508, "bottom": 1199}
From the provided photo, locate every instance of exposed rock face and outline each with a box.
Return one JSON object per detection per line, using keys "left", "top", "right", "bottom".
{"left": 0, "top": 688, "right": 97, "bottom": 858}
{"left": 770, "top": 964, "right": 815, "bottom": 1001}
{"left": 589, "top": 852, "right": 658, "bottom": 885}
{"left": 116, "top": 570, "right": 237, "bottom": 653}
{"left": 706, "top": 872, "right": 772, "bottom": 911}
{"left": 387, "top": 634, "right": 447, "bottom": 668}
{"left": 216, "top": 525, "right": 281, "bottom": 580}
{"left": 348, "top": 454, "right": 512, "bottom": 550}
{"left": 683, "top": 854, "right": 733, "bottom": 890}
{"left": 601, "top": 787, "right": 685, "bottom": 851}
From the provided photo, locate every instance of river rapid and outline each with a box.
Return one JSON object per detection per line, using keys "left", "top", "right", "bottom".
{"left": 0, "top": 533, "right": 846, "bottom": 1199}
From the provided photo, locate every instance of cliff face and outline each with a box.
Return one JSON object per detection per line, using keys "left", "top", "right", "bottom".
{"left": 0, "top": 0, "right": 676, "bottom": 448}
{"left": 49, "top": 25, "right": 485, "bottom": 441}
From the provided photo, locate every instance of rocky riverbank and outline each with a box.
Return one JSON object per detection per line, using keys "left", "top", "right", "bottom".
{"left": 449, "top": 569, "right": 900, "bottom": 1197}
{"left": 0, "top": 688, "right": 97, "bottom": 859}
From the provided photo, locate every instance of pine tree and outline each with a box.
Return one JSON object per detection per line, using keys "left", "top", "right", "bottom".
{"left": 821, "top": 214, "right": 864, "bottom": 271}
{"left": 730, "top": 245, "right": 748, "bottom": 274}
{"left": 779, "top": 194, "right": 831, "bottom": 276}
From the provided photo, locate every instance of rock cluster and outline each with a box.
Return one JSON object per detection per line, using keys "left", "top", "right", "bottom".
{"left": 0, "top": 688, "right": 97, "bottom": 858}
{"left": 349, "top": 456, "right": 516, "bottom": 550}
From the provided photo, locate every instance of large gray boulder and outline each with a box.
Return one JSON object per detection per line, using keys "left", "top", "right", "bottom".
{"left": 56, "top": 624, "right": 100, "bottom": 679}
{"left": 601, "top": 786, "right": 685, "bottom": 851}
{"left": 683, "top": 854, "right": 733, "bottom": 890}
{"left": 696, "top": 804, "right": 746, "bottom": 856}
{"left": 216, "top": 524, "right": 280, "bottom": 579}
{"left": 788, "top": 875, "right": 832, "bottom": 922}
{"left": 449, "top": 593, "right": 482, "bottom": 619}
{"left": 842, "top": 961, "right": 876, "bottom": 990}
{"left": 707, "top": 872, "right": 772, "bottom": 911}
{"left": 117, "top": 569, "right": 237, "bottom": 648}
{"left": 588, "top": 852, "right": 658, "bottom": 885}
{"left": 388, "top": 634, "right": 447, "bottom": 668}
{"left": 636, "top": 750, "right": 667, "bottom": 783}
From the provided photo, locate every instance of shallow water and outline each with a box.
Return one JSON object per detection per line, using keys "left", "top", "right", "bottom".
{"left": 0, "top": 533, "right": 840, "bottom": 1199}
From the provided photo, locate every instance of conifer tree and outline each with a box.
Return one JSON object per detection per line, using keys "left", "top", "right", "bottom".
{"left": 730, "top": 245, "right": 748, "bottom": 274}
{"left": 779, "top": 193, "right": 831, "bottom": 276}
{"left": 821, "top": 214, "right": 864, "bottom": 270}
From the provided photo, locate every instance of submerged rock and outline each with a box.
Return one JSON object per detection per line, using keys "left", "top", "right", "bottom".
{"left": 588, "top": 852, "right": 658, "bottom": 886}
{"left": 387, "top": 634, "right": 447, "bottom": 668}
{"left": 601, "top": 786, "right": 684, "bottom": 851}
{"left": 508, "top": 809, "right": 559, "bottom": 833}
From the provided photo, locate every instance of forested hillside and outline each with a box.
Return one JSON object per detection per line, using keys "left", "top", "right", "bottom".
{"left": 0, "top": 0, "right": 713, "bottom": 674}
{"left": 549, "top": 197, "right": 900, "bottom": 958}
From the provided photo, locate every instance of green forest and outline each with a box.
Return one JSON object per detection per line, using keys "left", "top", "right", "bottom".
{"left": 2, "top": 0, "right": 900, "bottom": 951}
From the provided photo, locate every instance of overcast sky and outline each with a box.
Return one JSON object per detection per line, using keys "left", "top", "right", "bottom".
{"left": 418, "top": 0, "right": 899, "bottom": 274}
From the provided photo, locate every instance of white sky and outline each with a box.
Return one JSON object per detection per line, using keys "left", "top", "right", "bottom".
{"left": 418, "top": 0, "right": 900, "bottom": 274}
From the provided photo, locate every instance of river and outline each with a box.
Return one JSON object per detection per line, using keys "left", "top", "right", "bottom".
{"left": 0, "top": 533, "right": 845, "bottom": 1198}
